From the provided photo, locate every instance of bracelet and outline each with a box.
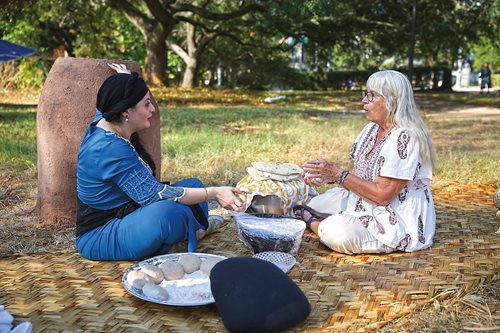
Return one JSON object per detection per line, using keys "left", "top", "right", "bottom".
{"left": 203, "top": 187, "right": 209, "bottom": 202}
{"left": 338, "top": 170, "right": 350, "bottom": 186}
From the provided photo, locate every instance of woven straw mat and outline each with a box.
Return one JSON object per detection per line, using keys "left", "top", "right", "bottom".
{"left": 0, "top": 182, "right": 498, "bottom": 332}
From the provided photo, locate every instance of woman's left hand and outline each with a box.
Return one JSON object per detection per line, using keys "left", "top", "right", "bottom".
{"left": 302, "top": 158, "right": 340, "bottom": 186}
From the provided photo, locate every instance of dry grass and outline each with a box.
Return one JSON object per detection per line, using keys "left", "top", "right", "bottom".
{"left": 378, "top": 278, "right": 500, "bottom": 333}
{"left": 0, "top": 169, "right": 75, "bottom": 255}
{"left": 0, "top": 88, "right": 498, "bottom": 332}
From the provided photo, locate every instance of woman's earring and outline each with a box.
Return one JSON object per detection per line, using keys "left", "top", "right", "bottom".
{"left": 125, "top": 117, "right": 129, "bottom": 122}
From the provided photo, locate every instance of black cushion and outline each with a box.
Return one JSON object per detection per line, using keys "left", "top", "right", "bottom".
{"left": 210, "top": 257, "right": 310, "bottom": 333}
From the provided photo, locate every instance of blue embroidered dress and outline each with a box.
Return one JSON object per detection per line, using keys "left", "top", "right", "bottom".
{"left": 76, "top": 110, "right": 208, "bottom": 260}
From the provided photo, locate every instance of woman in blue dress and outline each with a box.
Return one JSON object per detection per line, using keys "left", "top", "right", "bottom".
{"left": 76, "top": 64, "right": 244, "bottom": 261}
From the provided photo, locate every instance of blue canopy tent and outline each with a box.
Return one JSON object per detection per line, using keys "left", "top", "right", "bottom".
{"left": 0, "top": 39, "right": 37, "bottom": 62}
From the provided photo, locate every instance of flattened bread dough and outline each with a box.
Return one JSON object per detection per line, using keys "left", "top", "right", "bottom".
{"left": 251, "top": 162, "right": 302, "bottom": 176}
{"left": 246, "top": 167, "right": 300, "bottom": 181}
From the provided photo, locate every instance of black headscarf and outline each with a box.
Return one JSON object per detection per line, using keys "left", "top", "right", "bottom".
{"left": 96, "top": 71, "right": 156, "bottom": 174}
{"left": 96, "top": 72, "right": 149, "bottom": 122}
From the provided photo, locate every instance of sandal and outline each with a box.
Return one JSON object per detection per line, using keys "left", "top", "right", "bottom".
{"left": 206, "top": 215, "right": 225, "bottom": 235}
{"left": 303, "top": 216, "right": 319, "bottom": 230}
{"left": 293, "top": 205, "right": 331, "bottom": 229}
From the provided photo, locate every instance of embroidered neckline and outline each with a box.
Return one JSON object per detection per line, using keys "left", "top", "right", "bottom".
{"left": 353, "top": 124, "right": 396, "bottom": 180}
{"left": 97, "top": 126, "right": 154, "bottom": 174}
{"left": 98, "top": 126, "right": 132, "bottom": 144}
{"left": 370, "top": 126, "right": 395, "bottom": 155}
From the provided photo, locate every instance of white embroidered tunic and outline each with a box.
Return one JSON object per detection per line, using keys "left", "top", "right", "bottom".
{"left": 347, "top": 122, "right": 436, "bottom": 251}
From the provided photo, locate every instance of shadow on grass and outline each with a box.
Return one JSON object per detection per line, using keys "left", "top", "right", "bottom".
{"left": 160, "top": 106, "right": 365, "bottom": 129}
{"left": 0, "top": 110, "right": 36, "bottom": 123}
{"left": 0, "top": 103, "right": 37, "bottom": 110}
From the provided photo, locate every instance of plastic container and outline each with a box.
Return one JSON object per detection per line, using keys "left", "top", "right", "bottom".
{"left": 233, "top": 213, "right": 306, "bottom": 256}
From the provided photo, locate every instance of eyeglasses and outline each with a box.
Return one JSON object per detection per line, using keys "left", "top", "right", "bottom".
{"left": 362, "top": 90, "right": 381, "bottom": 102}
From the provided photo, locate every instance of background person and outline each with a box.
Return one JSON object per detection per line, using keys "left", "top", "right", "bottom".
{"left": 479, "top": 63, "right": 492, "bottom": 94}
{"left": 76, "top": 63, "right": 244, "bottom": 261}
{"left": 295, "top": 70, "right": 437, "bottom": 254}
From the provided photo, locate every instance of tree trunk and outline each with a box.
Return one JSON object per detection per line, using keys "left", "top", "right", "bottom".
{"left": 144, "top": 25, "right": 168, "bottom": 87}
{"left": 180, "top": 23, "right": 198, "bottom": 88}
{"left": 440, "top": 67, "right": 453, "bottom": 91}
{"left": 105, "top": 0, "right": 170, "bottom": 87}
{"left": 181, "top": 59, "right": 197, "bottom": 88}
{"left": 432, "top": 70, "right": 440, "bottom": 89}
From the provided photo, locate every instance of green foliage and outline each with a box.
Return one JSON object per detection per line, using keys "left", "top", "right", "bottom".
{"left": 468, "top": 36, "right": 499, "bottom": 72}
{"left": 74, "top": 10, "right": 145, "bottom": 63}
{"left": 326, "top": 70, "right": 372, "bottom": 90}
{"left": 166, "top": 51, "right": 184, "bottom": 83}
{"left": 0, "top": 0, "right": 145, "bottom": 89}
{"left": 14, "top": 58, "right": 46, "bottom": 89}
{"left": 264, "top": 0, "right": 498, "bottom": 77}
{"left": 1, "top": 0, "right": 499, "bottom": 90}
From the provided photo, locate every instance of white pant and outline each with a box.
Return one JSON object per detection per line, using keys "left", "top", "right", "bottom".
{"left": 308, "top": 188, "right": 394, "bottom": 255}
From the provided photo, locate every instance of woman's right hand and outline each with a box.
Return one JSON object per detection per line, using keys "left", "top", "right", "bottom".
{"left": 108, "top": 63, "right": 131, "bottom": 74}
{"left": 209, "top": 187, "right": 245, "bottom": 212}
{"left": 302, "top": 158, "right": 340, "bottom": 186}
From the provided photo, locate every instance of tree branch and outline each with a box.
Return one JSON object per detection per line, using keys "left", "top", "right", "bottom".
{"left": 145, "top": 0, "right": 176, "bottom": 30}
{"left": 171, "top": 2, "right": 265, "bottom": 20}
{"left": 105, "top": 0, "right": 155, "bottom": 35}
{"left": 166, "top": 40, "right": 190, "bottom": 63}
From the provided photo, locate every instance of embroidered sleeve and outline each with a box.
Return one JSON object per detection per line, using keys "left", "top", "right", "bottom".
{"left": 101, "top": 137, "right": 185, "bottom": 206}
{"left": 397, "top": 131, "right": 410, "bottom": 159}
{"left": 159, "top": 184, "right": 186, "bottom": 201}
{"left": 119, "top": 168, "right": 185, "bottom": 205}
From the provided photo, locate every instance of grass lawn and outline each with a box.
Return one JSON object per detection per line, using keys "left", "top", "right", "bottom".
{"left": 1, "top": 89, "right": 498, "bottom": 188}
{"left": 0, "top": 88, "right": 498, "bottom": 332}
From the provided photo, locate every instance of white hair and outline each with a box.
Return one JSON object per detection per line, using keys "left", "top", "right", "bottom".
{"left": 367, "top": 70, "right": 437, "bottom": 170}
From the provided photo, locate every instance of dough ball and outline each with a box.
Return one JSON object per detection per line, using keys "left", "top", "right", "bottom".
{"left": 159, "top": 260, "right": 185, "bottom": 280}
{"left": 142, "top": 282, "right": 169, "bottom": 301}
{"left": 126, "top": 270, "right": 153, "bottom": 289}
{"left": 140, "top": 264, "right": 164, "bottom": 284}
{"left": 178, "top": 253, "right": 201, "bottom": 274}
{"left": 200, "top": 257, "right": 223, "bottom": 276}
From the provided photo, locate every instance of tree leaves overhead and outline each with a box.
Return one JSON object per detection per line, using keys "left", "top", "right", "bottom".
{"left": 1, "top": 0, "right": 498, "bottom": 89}
{"left": 0, "top": 0, "right": 144, "bottom": 60}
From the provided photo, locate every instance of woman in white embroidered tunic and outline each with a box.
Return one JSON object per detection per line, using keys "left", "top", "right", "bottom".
{"left": 294, "top": 70, "right": 437, "bottom": 254}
